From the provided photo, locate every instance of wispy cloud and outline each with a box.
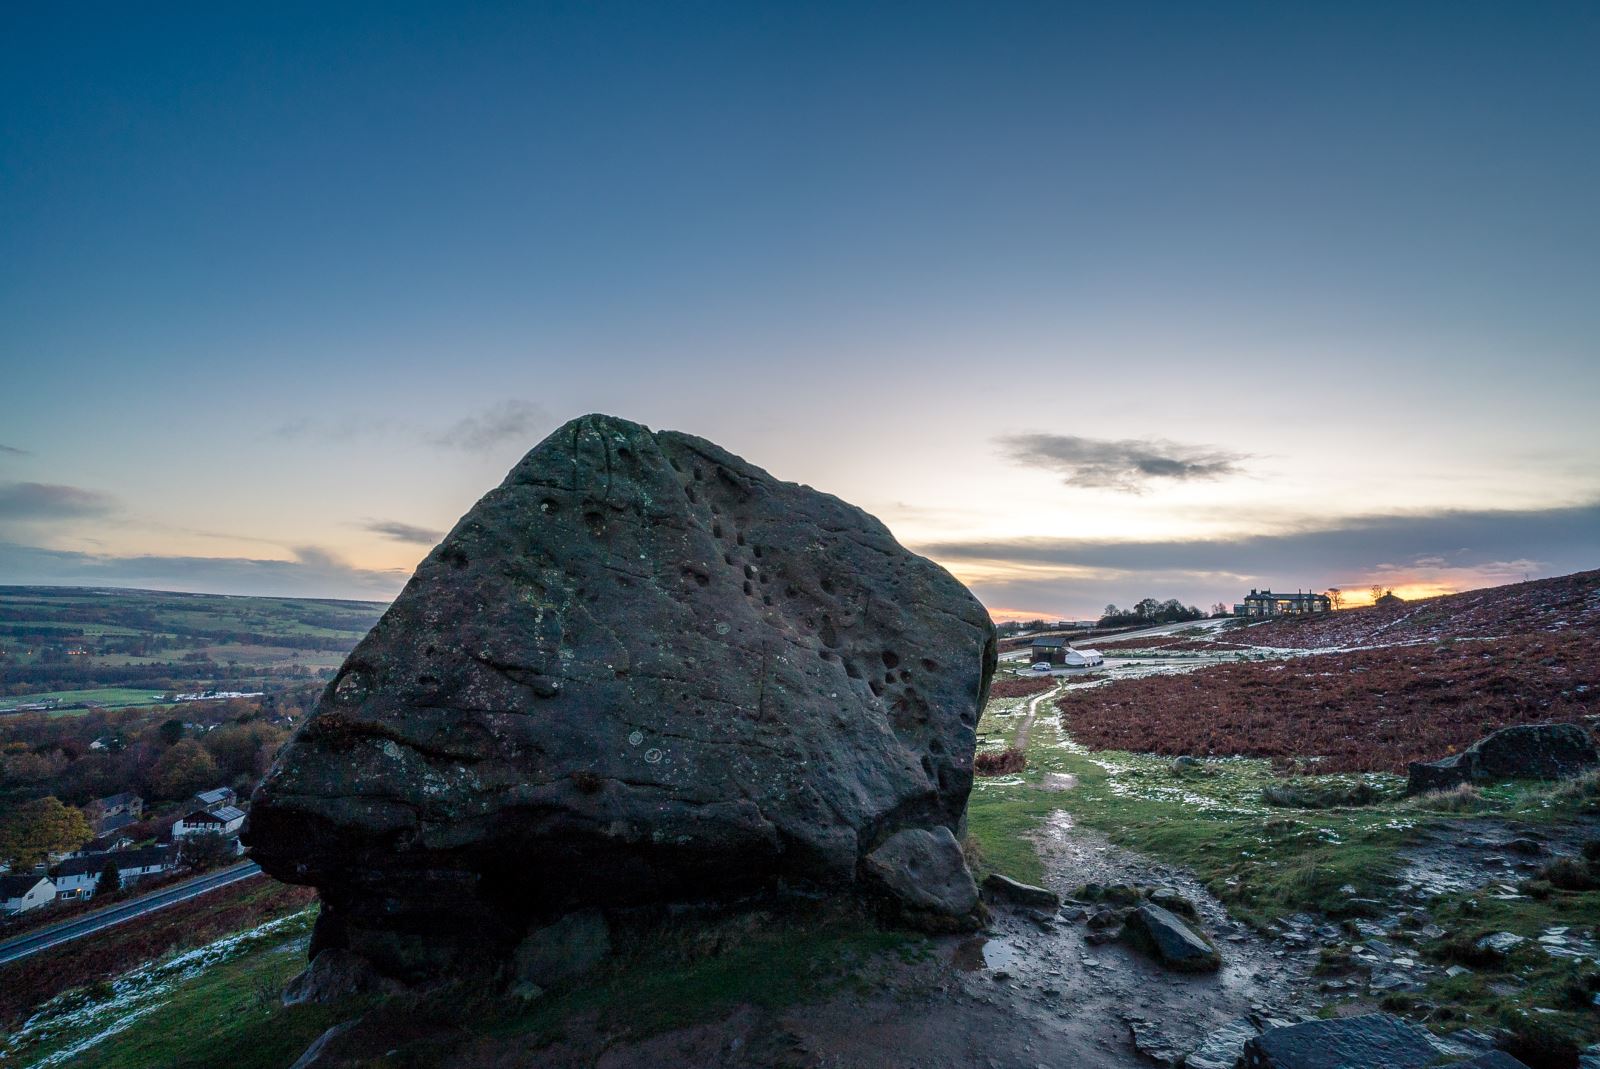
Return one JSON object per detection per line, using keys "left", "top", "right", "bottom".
{"left": 363, "top": 519, "right": 443, "bottom": 545}
{"left": 273, "top": 400, "right": 549, "bottom": 454}
{"left": 996, "top": 433, "right": 1250, "bottom": 493}
{"left": 426, "top": 400, "right": 548, "bottom": 452}
{"left": 0, "top": 482, "right": 116, "bottom": 520}
{"left": 0, "top": 542, "right": 407, "bottom": 601}
{"left": 0, "top": 445, "right": 31, "bottom": 458}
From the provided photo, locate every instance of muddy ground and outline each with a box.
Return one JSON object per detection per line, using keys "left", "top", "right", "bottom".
{"left": 458, "top": 816, "right": 1600, "bottom": 1069}
{"left": 443, "top": 818, "right": 1320, "bottom": 1069}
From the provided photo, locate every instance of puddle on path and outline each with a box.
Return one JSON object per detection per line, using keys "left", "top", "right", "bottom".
{"left": 949, "top": 934, "right": 1024, "bottom": 973}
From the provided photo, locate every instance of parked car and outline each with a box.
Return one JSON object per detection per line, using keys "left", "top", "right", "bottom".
{"left": 1030, "top": 662, "right": 1053, "bottom": 672}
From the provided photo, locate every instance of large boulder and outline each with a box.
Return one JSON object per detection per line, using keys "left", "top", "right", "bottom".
{"left": 245, "top": 414, "right": 996, "bottom": 980}
{"left": 1407, "top": 723, "right": 1598, "bottom": 795}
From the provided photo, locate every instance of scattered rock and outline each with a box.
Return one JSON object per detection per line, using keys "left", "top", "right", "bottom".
{"left": 1120, "top": 903, "right": 1220, "bottom": 972}
{"left": 1185, "top": 1016, "right": 1260, "bottom": 1069}
{"left": 1456, "top": 1054, "right": 1533, "bottom": 1068}
{"left": 1242, "top": 1013, "right": 1440, "bottom": 1068}
{"left": 862, "top": 826, "right": 980, "bottom": 925}
{"left": 1407, "top": 723, "right": 1599, "bottom": 795}
{"left": 1124, "top": 1014, "right": 1185, "bottom": 1066}
{"left": 1474, "top": 931, "right": 1528, "bottom": 959}
{"left": 1170, "top": 755, "right": 1203, "bottom": 774}
{"left": 981, "top": 873, "right": 1059, "bottom": 909}
{"left": 512, "top": 910, "right": 611, "bottom": 989}
{"left": 244, "top": 414, "right": 996, "bottom": 980}
{"left": 1147, "top": 888, "right": 1200, "bottom": 920}
{"left": 282, "top": 949, "right": 399, "bottom": 1006}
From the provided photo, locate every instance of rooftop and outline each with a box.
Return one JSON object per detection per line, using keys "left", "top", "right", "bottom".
{"left": 0, "top": 872, "right": 51, "bottom": 897}
{"left": 52, "top": 844, "right": 173, "bottom": 879}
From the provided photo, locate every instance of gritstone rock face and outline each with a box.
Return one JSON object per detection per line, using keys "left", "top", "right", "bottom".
{"left": 244, "top": 414, "right": 996, "bottom": 978}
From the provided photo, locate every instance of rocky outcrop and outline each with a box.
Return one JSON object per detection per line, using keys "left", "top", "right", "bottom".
{"left": 245, "top": 414, "right": 996, "bottom": 980}
{"left": 1407, "top": 723, "right": 1598, "bottom": 795}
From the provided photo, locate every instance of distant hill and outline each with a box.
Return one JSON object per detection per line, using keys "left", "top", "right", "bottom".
{"left": 0, "top": 587, "right": 386, "bottom": 712}
{"left": 1240, "top": 568, "right": 1600, "bottom": 650}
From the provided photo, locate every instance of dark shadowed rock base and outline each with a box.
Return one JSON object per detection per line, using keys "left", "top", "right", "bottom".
{"left": 245, "top": 414, "right": 996, "bottom": 981}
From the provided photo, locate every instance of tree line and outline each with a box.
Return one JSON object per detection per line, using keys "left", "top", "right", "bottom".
{"left": 1097, "top": 598, "right": 1207, "bottom": 627}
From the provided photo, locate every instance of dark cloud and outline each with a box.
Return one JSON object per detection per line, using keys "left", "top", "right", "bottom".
{"left": 0, "top": 542, "right": 407, "bottom": 601}
{"left": 363, "top": 519, "right": 443, "bottom": 545}
{"left": 997, "top": 433, "right": 1250, "bottom": 492}
{"left": 0, "top": 482, "right": 116, "bottom": 520}
{"left": 0, "top": 445, "right": 30, "bottom": 457}
{"left": 427, "top": 400, "right": 548, "bottom": 452}
{"left": 918, "top": 503, "right": 1600, "bottom": 616}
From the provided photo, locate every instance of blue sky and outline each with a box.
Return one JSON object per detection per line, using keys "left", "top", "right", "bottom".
{"left": 3, "top": 2, "right": 1597, "bottom": 616}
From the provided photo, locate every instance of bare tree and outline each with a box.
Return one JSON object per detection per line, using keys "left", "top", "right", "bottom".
{"left": 1326, "top": 587, "right": 1344, "bottom": 611}
{"left": 1369, "top": 584, "right": 1386, "bottom": 604}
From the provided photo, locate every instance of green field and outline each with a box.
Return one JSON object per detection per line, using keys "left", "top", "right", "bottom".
{"left": 0, "top": 688, "right": 174, "bottom": 714}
